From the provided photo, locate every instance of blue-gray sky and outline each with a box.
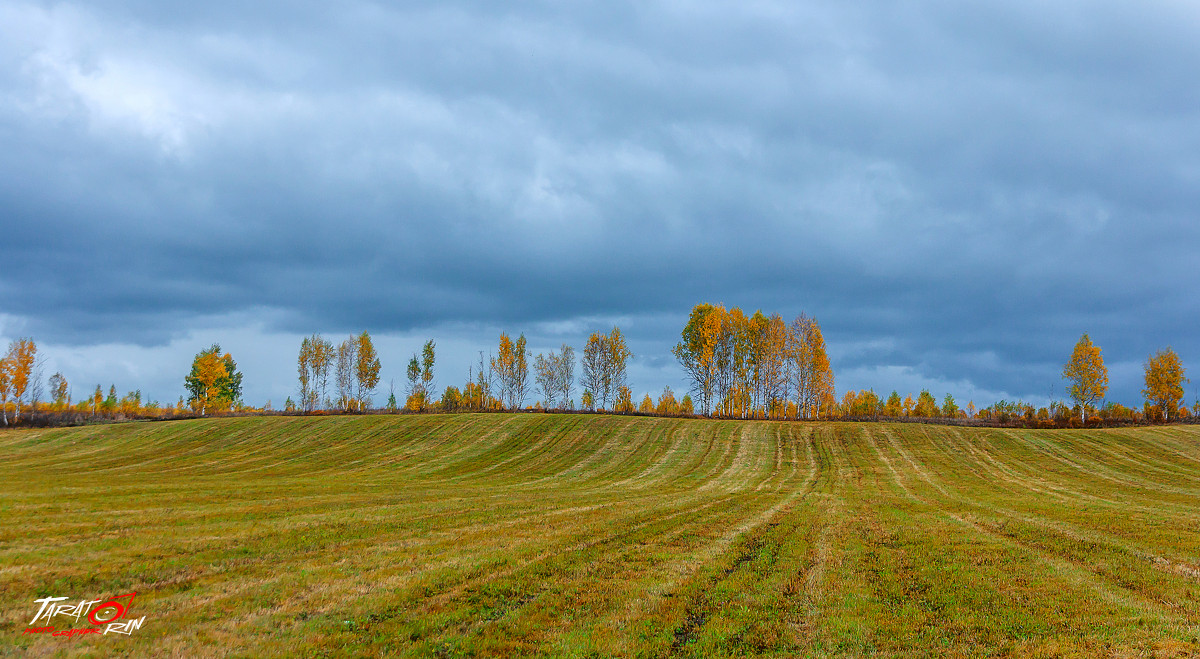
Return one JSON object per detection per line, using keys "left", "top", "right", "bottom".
{"left": 2, "top": 1, "right": 1198, "bottom": 408}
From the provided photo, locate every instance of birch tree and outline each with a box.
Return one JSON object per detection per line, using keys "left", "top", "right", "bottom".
{"left": 335, "top": 337, "right": 357, "bottom": 411}
{"left": 0, "top": 353, "right": 11, "bottom": 425}
{"left": 8, "top": 339, "right": 35, "bottom": 422}
{"left": 557, "top": 344, "right": 575, "bottom": 408}
{"left": 534, "top": 351, "right": 558, "bottom": 408}
{"left": 298, "top": 334, "right": 333, "bottom": 411}
{"left": 421, "top": 340, "right": 436, "bottom": 406}
{"left": 673, "top": 303, "right": 719, "bottom": 415}
{"left": 355, "top": 332, "right": 382, "bottom": 410}
{"left": 1063, "top": 333, "right": 1107, "bottom": 421}
{"left": 581, "top": 333, "right": 607, "bottom": 410}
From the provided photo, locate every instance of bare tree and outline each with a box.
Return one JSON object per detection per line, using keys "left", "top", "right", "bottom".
{"left": 29, "top": 355, "right": 46, "bottom": 419}
{"left": 476, "top": 351, "right": 494, "bottom": 410}
{"left": 557, "top": 344, "right": 575, "bottom": 408}
{"left": 581, "top": 333, "right": 607, "bottom": 410}
{"left": 534, "top": 351, "right": 558, "bottom": 408}
{"left": 512, "top": 334, "right": 529, "bottom": 409}
{"left": 335, "top": 336, "right": 357, "bottom": 411}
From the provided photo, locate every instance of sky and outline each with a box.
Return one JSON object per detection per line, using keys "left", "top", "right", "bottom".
{"left": 2, "top": 1, "right": 1198, "bottom": 409}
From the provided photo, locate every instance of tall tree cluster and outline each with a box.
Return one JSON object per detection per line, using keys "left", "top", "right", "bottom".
{"left": 673, "top": 304, "right": 833, "bottom": 419}
{"left": 580, "top": 327, "right": 632, "bottom": 411}
{"left": 491, "top": 334, "right": 529, "bottom": 410}
{"left": 534, "top": 343, "right": 576, "bottom": 409}
{"left": 297, "top": 334, "right": 333, "bottom": 412}
{"left": 298, "top": 332, "right": 380, "bottom": 411}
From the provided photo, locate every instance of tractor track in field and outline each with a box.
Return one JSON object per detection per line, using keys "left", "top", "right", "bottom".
{"left": 665, "top": 427, "right": 822, "bottom": 656}
{"left": 996, "top": 429, "right": 1200, "bottom": 500}
{"left": 861, "top": 426, "right": 1198, "bottom": 629}
{"left": 5, "top": 416, "right": 1200, "bottom": 658}
{"left": 922, "top": 426, "right": 1200, "bottom": 579}
{"left": 398, "top": 424, "right": 813, "bottom": 643}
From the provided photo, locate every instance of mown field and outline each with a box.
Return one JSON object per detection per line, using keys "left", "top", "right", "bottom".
{"left": 1, "top": 415, "right": 1199, "bottom": 657}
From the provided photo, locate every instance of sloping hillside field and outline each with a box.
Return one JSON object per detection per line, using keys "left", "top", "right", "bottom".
{"left": 2, "top": 415, "right": 1199, "bottom": 657}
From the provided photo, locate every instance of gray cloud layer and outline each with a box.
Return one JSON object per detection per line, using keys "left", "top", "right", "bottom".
{"left": 3, "top": 1, "right": 1198, "bottom": 404}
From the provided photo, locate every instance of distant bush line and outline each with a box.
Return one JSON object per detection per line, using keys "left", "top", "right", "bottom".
{"left": 6, "top": 403, "right": 1197, "bottom": 431}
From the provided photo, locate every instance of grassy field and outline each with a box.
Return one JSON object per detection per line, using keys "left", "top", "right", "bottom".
{"left": 1, "top": 414, "right": 1199, "bottom": 657}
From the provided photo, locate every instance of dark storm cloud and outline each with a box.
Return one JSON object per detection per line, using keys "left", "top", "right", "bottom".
{"left": 3, "top": 0, "right": 1199, "bottom": 404}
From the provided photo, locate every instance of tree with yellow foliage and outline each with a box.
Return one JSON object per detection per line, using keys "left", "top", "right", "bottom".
{"left": 913, "top": 390, "right": 940, "bottom": 418}
{"left": 675, "top": 304, "right": 835, "bottom": 419}
{"left": 614, "top": 385, "right": 634, "bottom": 413}
{"left": 491, "top": 333, "right": 529, "bottom": 410}
{"left": 884, "top": 391, "right": 902, "bottom": 417}
{"left": 581, "top": 328, "right": 632, "bottom": 410}
{"left": 1063, "top": 333, "right": 1107, "bottom": 422}
{"left": 673, "top": 304, "right": 720, "bottom": 415}
{"left": 297, "top": 334, "right": 333, "bottom": 412}
{"left": 355, "top": 332, "right": 382, "bottom": 409}
{"left": 90, "top": 385, "right": 102, "bottom": 417}
{"left": 188, "top": 350, "right": 226, "bottom": 416}
{"left": 7, "top": 339, "right": 35, "bottom": 422}
{"left": 638, "top": 393, "right": 654, "bottom": 414}
{"left": 789, "top": 315, "right": 834, "bottom": 419}
{"left": 656, "top": 386, "right": 678, "bottom": 416}
{"left": 0, "top": 353, "right": 11, "bottom": 425}
{"left": 1143, "top": 347, "right": 1187, "bottom": 421}
{"left": 185, "top": 344, "right": 243, "bottom": 416}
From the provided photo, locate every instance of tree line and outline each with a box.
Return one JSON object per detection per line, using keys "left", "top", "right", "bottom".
{"left": 832, "top": 333, "right": 1190, "bottom": 427}
{"left": 2, "top": 308, "right": 1194, "bottom": 428}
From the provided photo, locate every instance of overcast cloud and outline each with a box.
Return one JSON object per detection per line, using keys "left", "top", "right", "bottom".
{"left": 2, "top": 1, "right": 1198, "bottom": 408}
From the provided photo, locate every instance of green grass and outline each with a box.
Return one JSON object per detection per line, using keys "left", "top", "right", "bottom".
{"left": 1, "top": 414, "right": 1199, "bottom": 657}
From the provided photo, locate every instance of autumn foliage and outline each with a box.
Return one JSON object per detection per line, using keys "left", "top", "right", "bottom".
{"left": 673, "top": 304, "right": 834, "bottom": 419}
{"left": 1063, "top": 333, "right": 1108, "bottom": 421}
{"left": 1143, "top": 347, "right": 1187, "bottom": 421}
{"left": 5, "top": 311, "right": 1198, "bottom": 429}
{"left": 184, "top": 345, "right": 243, "bottom": 415}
